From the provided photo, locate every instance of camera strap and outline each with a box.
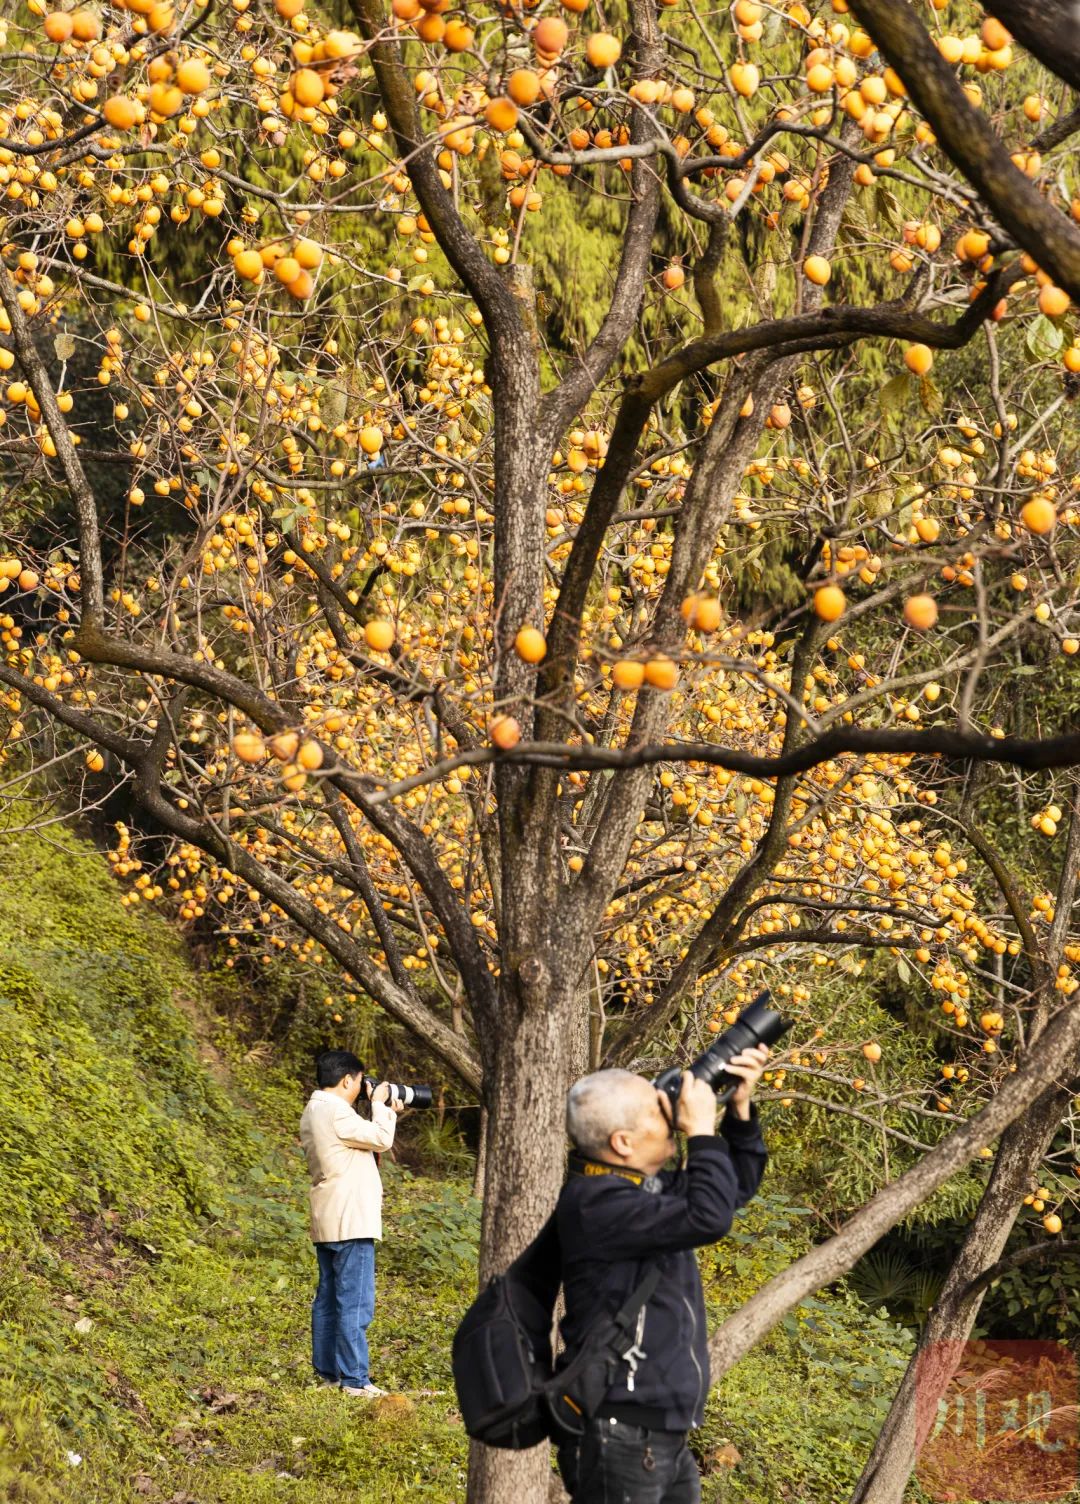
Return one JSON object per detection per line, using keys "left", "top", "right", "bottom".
{"left": 565, "top": 1152, "right": 663, "bottom": 1194}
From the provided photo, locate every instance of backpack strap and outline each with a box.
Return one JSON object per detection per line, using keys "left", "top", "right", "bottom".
{"left": 543, "top": 1262, "right": 663, "bottom": 1437}
{"left": 611, "top": 1263, "right": 662, "bottom": 1333}
{"left": 610, "top": 1263, "right": 661, "bottom": 1394}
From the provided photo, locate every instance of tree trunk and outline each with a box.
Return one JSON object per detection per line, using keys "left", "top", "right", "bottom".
{"left": 465, "top": 983, "right": 578, "bottom": 1504}
{"left": 848, "top": 1082, "right": 1069, "bottom": 1504}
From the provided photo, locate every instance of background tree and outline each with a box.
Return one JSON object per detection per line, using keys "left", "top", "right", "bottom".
{"left": 2, "top": 0, "right": 1080, "bottom": 1496}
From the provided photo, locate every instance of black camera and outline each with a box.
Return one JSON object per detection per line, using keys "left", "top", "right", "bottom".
{"left": 653, "top": 989, "right": 792, "bottom": 1117}
{"left": 362, "top": 1075, "right": 434, "bottom": 1109}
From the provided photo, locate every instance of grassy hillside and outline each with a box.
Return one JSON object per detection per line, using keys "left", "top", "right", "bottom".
{"left": 0, "top": 814, "right": 927, "bottom": 1503}
{"left": 0, "top": 817, "right": 468, "bottom": 1502}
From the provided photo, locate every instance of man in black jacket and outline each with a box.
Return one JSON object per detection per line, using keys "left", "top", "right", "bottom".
{"left": 554, "top": 1046, "right": 770, "bottom": 1502}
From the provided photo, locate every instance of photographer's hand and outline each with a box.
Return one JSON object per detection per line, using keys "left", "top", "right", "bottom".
{"left": 724, "top": 1044, "right": 771, "bottom": 1120}
{"left": 676, "top": 1071, "right": 720, "bottom": 1137}
{"left": 371, "top": 1081, "right": 406, "bottom": 1114}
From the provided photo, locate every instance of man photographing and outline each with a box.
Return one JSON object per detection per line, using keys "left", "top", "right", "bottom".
{"left": 298, "top": 1050, "right": 404, "bottom": 1397}
{"left": 554, "top": 1043, "right": 770, "bottom": 1502}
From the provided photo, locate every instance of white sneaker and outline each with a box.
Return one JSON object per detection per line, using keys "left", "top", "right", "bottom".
{"left": 341, "top": 1382, "right": 388, "bottom": 1398}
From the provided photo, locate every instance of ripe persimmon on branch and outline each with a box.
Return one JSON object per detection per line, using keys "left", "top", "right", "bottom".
{"left": 847, "top": 0, "right": 1080, "bottom": 299}
{"left": 1, "top": 0, "right": 1080, "bottom": 1496}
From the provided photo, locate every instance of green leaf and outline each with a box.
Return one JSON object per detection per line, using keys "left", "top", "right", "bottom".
{"left": 1026, "top": 313, "right": 1063, "bottom": 362}
{"left": 53, "top": 333, "right": 76, "bottom": 361}
{"left": 918, "top": 376, "right": 944, "bottom": 418}
{"left": 873, "top": 185, "right": 903, "bottom": 230}
{"left": 271, "top": 505, "right": 307, "bottom": 529}
{"left": 320, "top": 385, "right": 347, "bottom": 428}
{"left": 896, "top": 956, "right": 912, "bottom": 985}
{"left": 878, "top": 372, "right": 911, "bottom": 416}
{"left": 763, "top": 5, "right": 785, "bottom": 44}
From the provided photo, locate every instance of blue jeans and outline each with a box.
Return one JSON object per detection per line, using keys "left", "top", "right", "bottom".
{"left": 311, "top": 1238, "right": 376, "bottom": 1387}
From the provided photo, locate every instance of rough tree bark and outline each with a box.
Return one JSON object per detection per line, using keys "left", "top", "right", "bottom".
{"left": 986, "top": 0, "right": 1080, "bottom": 88}
{"left": 466, "top": 981, "right": 579, "bottom": 1503}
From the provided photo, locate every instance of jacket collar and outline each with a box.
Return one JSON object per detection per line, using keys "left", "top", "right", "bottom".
{"left": 566, "top": 1150, "right": 657, "bottom": 1188}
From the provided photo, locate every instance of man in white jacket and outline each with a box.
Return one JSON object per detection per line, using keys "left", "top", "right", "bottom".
{"left": 299, "top": 1050, "right": 402, "bottom": 1396}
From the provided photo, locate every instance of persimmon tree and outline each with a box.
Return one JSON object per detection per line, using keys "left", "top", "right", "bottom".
{"left": 2, "top": 0, "right": 1080, "bottom": 1496}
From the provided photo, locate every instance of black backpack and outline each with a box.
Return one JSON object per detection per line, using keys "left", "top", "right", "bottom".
{"left": 452, "top": 1214, "right": 661, "bottom": 1450}
{"left": 451, "top": 1265, "right": 557, "bottom": 1449}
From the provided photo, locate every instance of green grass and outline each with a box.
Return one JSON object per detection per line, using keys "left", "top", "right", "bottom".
{"left": 0, "top": 817, "right": 471, "bottom": 1502}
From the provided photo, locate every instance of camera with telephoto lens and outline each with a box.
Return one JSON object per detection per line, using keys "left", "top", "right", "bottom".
{"left": 361, "top": 1075, "right": 434, "bottom": 1109}
{"left": 653, "top": 989, "right": 792, "bottom": 1118}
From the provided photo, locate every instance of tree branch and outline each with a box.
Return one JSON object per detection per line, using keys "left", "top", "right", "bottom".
{"left": 537, "top": 0, "right": 664, "bottom": 440}
{"left": 637, "top": 265, "right": 1024, "bottom": 402}
{"left": 346, "top": 0, "right": 524, "bottom": 340}
{"left": 0, "top": 259, "right": 105, "bottom": 634}
{"left": 362, "top": 724, "right": 1080, "bottom": 804}
{"left": 957, "top": 1238, "right": 1080, "bottom": 1303}
{"left": 709, "top": 996, "right": 1080, "bottom": 1379}
{"left": 847, "top": 0, "right": 1080, "bottom": 299}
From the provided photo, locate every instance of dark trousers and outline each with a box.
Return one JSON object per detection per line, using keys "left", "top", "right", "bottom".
{"left": 557, "top": 1418, "right": 701, "bottom": 1504}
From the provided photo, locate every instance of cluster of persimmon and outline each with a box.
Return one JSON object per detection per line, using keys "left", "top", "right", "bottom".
{"left": 2, "top": 0, "right": 1075, "bottom": 246}
{"left": 7, "top": 492, "right": 1046, "bottom": 1130}
{"left": 339, "top": 0, "right": 1080, "bottom": 303}
{"left": 2, "top": 0, "right": 1078, "bottom": 1210}
{"left": 1031, "top": 803, "right": 1066, "bottom": 839}
{"left": 4, "top": 0, "right": 1078, "bottom": 417}
{"left": 803, "top": 426, "right": 1076, "bottom": 647}
{"left": 278, "top": 27, "right": 364, "bottom": 117}
{"left": 227, "top": 235, "right": 324, "bottom": 299}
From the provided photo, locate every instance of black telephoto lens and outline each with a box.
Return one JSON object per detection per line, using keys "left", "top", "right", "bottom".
{"left": 363, "top": 1076, "right": 434, "bottom": 1109}
{"left": 653, "top": 989, "right": 792, "bottom": 1116}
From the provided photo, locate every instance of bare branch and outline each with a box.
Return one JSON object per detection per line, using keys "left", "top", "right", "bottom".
{"left": 709, "top": 994, "right": 1080, "bottom": 1379}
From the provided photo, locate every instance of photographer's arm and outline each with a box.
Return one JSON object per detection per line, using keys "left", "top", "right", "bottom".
{"left": 712, "top": 1045, "right": 769, "bottom": 1202}
{"left": 578, "top": 1136, "right": 764, "bottom": 1260}
{"left": 718, "top": 1104, "right": 768, "bottom": 1204}
{"left": 576, "top": 1059, "right": 770, "bottom": 1260}
{"left": 334, "top": 1099, "right": 397, "bottom": 1151}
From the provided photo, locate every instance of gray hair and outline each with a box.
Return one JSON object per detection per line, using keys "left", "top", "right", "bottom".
{"left": 566, "top": 1069, "right": 648, "bottom": 1157}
